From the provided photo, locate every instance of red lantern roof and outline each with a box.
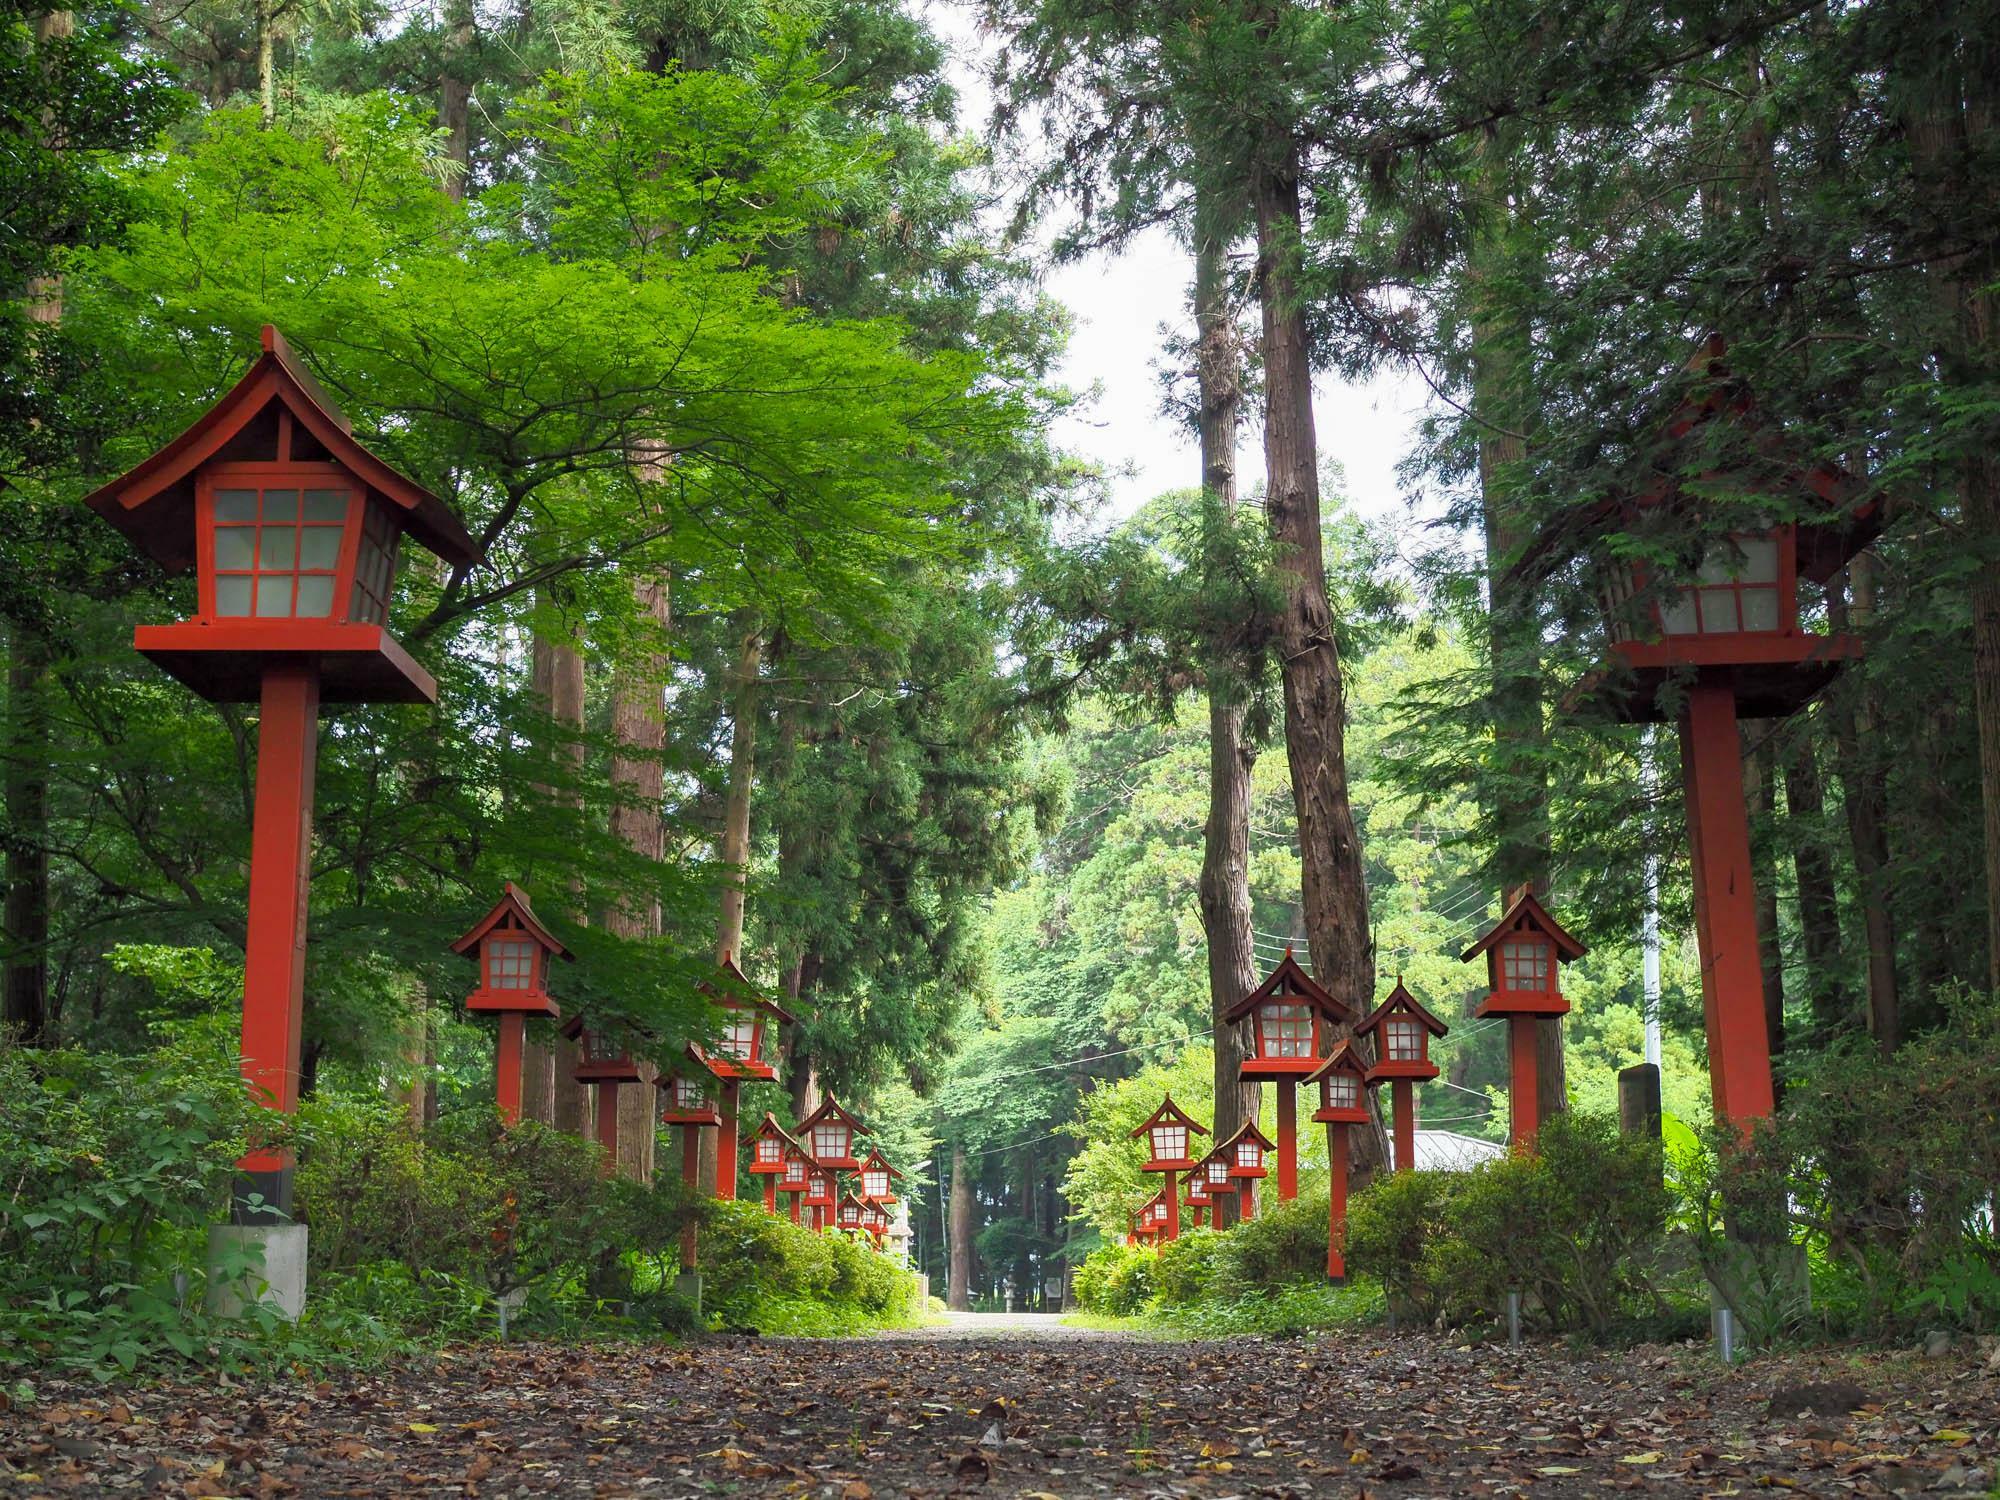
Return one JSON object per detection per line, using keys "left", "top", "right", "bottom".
{"left": 836, "top": 1193, "right": 867, "bottom": 1229}
{"left": 778, "top": 1143, "right": 812, "bottom": 1191}
{"left": 452, "top": 883, "right": 570, "bottom": 1019}
{"left": 799, "top": 1095, "right": 867, "bottom": 1171}
{"left": 82, "top": 326, "right": 481, "bottom": 704}
{"left": 691, "top": 952, "right": 796, "bottom": 1083}
{"left": 857, "top": 1147, "right": 903, "bottom": 1203}
{"left": 1218, "top": 1119, "right": 1276, "bottom": 1179}
{"left": 1462, "top": 890, "right": 1587, "bottom": 1020}
{"left": 1199, "top": 1147, "right": 1236, "bottom": 1189}
{"left": 804, "top": 1163, "right": 837, "bottom": 1207}
{"left": 1356, "top": 978, "right": 1449, "bottom": 1082}
{"left": 1222, "top": 950, "right": 1359, "bottom": 1080}
{"left": 747, "top": 1112, "right": 802, "bottom": 1173}
{"left": 1129, "top": 1094, "right": 1209, "bottom": 1172}
{"left": 1306, "top": 1038, "right": 1375, "bottom": 1123}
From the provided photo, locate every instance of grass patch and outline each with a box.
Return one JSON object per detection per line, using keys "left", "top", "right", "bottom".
{"left": 1066, "top": 1278, "right": 1385, "bottom": 1338}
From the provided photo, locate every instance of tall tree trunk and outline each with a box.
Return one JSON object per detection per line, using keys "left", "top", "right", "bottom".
{"left": 3, "top": 639, "right": 50, "bottom": 1046}
{"left": 529, "top": 614, "right": 589, "bottom": 1129}
{"left": 437, "top": 0, "right": 475, "bottom": 200}
{"left": 1250, "top": 144, "right": 1386, "bottom": 1175}
{"left": 255, "top": 0, "right": 276, "bottom": 124}
{"left": 947, "top": 1143, "right": 974, "bottom": 1311}
{"left": 604, "top": 576, "right": 670, "bottom": 1183}
{"left": 1780, "top": 729, "right": 1849, "bottom": 1036}
{"left": 714, "top": 618, "right": 762, "bottom": 964}
{"left": 785, "top": 949, "right": 822, "bottom": 1120}
{"left": 1828, "top": 558, "right": 1900, "bottom": 1050}
{"left": 1468, "top": 124, "right": 1563, "bottom": 1121}
{"left": 1190, "top": 181, "right": 1260, "bottom": 1155}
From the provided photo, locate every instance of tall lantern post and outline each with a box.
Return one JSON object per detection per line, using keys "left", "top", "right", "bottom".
{"left": 1222, "top": 950, "right": 1356, "bottom": 1201}
{"left": 1559, "top": 338, "right": 1881, "bottom": 1128}
{"left": 1219, "top": 1120, "right": 1275, "bottom": 1223}
{"left": 1355, "top": 979, "right": 1448, "bottom": 1172}
{"left": 747, "top": 1113, "right": 803, "bottom": 1215}
{"left": 1307, "top": 1040, "right": 1373, "bottom": 1281}
{"left": 560, "top": 1017, "right": 643, "bottom": 1170}
{"left": 452, "top": 884, "right": 570, "bottom": 1124}
{"left": 691, "top": 952, "right": 793, "bottom": 1199}
{"left": 660, "top": 1059, "right": 723, "bottom": 1268}
{"left": 1461, "top": 892, "right": 1586, "bottom": 1150}
{"left": 1130, "top": 1095, "right": 1206, "bottom": 1242}
{"left": 83, "top": 326, "right": 482, "bottom": 1316}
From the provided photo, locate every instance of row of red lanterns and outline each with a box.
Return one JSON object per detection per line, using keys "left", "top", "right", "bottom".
{"left": 453, "top": 881, "right": 904, "bottom": 1245}
{"left": 1130, "top": 889, "right": 1587, "bottom": 1280}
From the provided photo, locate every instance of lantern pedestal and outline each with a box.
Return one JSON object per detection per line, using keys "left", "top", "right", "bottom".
{"left": 716, "top": 1080, "right": 741, "bottom": 1199}
{"left": 680, "top": 1126, "right": 702, "bottom": 1268}
{"left": 1275, "top": 1085, "right": 1298, "bottom": 1201}
{"left": 1389, "top": 1079, "right": 1414, "bottom": 1173}
{"left": 233, "top": 662, "right": 320, "bottom": 1226}
{"left": 1162, "top": 1171, "right": 1180, "bottom": 1241}
{"left": 1508, "top": 1016, "right": 1540, "bottom": 1150}
{"left": 595, "top": 1082, "right": 621, "bottom": 1170}
{"left": 1325, "top": 1123, "right": 1349, "bottom": 1283}
{"left": 1681, "top": 682, "right": 1777, "bottom": 1124}
{"left": 495, "top": 1014, "right": 527, "bottom": 1125}
{"left": 206, "top": 1222, "right": 308, "bottom": 1321}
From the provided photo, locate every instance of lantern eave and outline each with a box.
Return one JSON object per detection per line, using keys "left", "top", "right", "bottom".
{"left": 1366, "top": 1058, "right": 1440, "bottom": 1083}
{"left": 1472, "top": 990, "right": 1570, "bottom": 1019}
{"left": 1235, "top": 1056, "right": 1326, "bottom": 1081}
{"left": 464, "top": 990, "right": 561, "bottom": 1019}
{"left": 131, "top": 621, "right": 438, "bottom": 704}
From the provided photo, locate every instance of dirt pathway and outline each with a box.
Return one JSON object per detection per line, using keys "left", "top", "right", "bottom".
{"left": 2, "top": 1325, "right": 1993, "bottom": 1496}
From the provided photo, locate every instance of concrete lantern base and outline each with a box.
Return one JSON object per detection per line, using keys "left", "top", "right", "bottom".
{"left": 207, "top": 1223, "right": 308, "bottom": 1321}
{"left": 673, "top": 1272, "right": 704, "bottom": 1318}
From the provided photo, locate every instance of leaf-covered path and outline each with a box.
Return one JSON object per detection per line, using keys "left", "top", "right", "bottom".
{"left": 4, "top": 1327, "right": 1995, "bottom": 1497}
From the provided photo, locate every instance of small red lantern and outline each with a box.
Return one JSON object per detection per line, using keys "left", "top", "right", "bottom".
{"left": 836, "top": 1193, "right": 867, "bottom": 1232}
{"left": 690, "top": 952, "right": 796, "bottom": 1202}
{"left": 862, "top": 1199, "right": 890, "bottom": 1245}
{"left": 84, "top": 326, "right": 482, "bottom": 1231}
{"left": 1223, "top": 950, "right": 1358, "bottom": 1204}
{"left": 1462, "top": 890, "right": 1587, "bottom": 1151}
{"left": 1130, "top": 1094, "right": 1207, "bottom": 1243}
{"left": 804, "top": 1160, "right": 837, "bottom": 1231}
{"left": 1305, "top": 1039, "right": 1374, "bottom": 1282}
{"left": 746, "top": 1113, "right": 803, "bottom": 1215}
{"left": 1222, "top": 1120, "right": 1274, "bottom": 1179}
{"left": 777, "top": 1143, "right": 811, "bottom": 1224}
{"left": 799, "top": 1095, "right": 867, "bottom": 1172}
{"left": 658, "top": 1055, "right": 721, "bottom": 1129}
{"left": 1184, "top": 1168, "right": 1212, "bottom": 1229}
{"left": 559, "top": 1015, "right": 644, "bottom": 1170}
{"left": 452, "top": 883, "right": 570, "bottom": 1126}
{"left": 1356, "top": 979, "right": 1449, "bottom": 1173}
{"left": 857, "top": 1147, "right": 903, "bottom": 1204}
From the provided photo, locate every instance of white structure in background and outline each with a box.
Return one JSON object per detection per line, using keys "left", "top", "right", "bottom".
{"left": 1410, "top": 1129, "right": 1507, "bottom": 1172}
{"left": 886, "top": 1199, "right": 913, "bottom": 1266}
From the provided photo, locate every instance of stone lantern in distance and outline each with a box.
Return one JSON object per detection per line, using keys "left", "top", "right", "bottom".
{"left": 1461, "top": 891, "right": 1586, "bottom": 1150}
{"left": 452, "top": 883, "right": 570, "bottom": 1125}
{"left": 83, "top": 325, "right": 482, "bottom": 1319}
{"left": 1356, "top": 979, "right": 1449, "bottom": 1172}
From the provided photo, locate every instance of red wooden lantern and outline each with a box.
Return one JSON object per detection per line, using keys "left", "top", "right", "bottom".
{"left": 1130, "top": 1094, "right": 1207, "bottom": 1243}
{"left": 83, "top": 326, "right": 482, "bottom": 1231}
{"left": 658, "top": 1057, "right": 722, "bottom": 1129}
{"left": 862, "top": 1199, "right": 890, "bottom": 1245}
{"left": 451, "top": 883, "right": 570, "bottom": 1126}
{"left": 836, "top": 1193, "right": 867, "bottom": 1232}
{"left": 777, "top": 1143, "right": 811, "bottom": 1224}
{"left": 559, "top": 1015, "right": 644, "bottom": 1170}
{"left": 690, "top": 952, "right": 796, "bottom": 1202}
{"left": 799, "top": 1095, "right": 867, "bottom": 1172}
{"left": 1462, "top": 891, "right": 1586, "bottom": 1150}
{"left": 857, "top": 1147, "right": 903, "bottom": 1204}
{"left": 1221, "top": 1119, "right": 1275, "bottom": 1226}
{"left": 1356, "top": 978, "right": 1449, "bottom": 1173}
{"left": 804, "top": 1160, "right": 838, "bottom": 1232}
{"left": 1223, "top": 950, "right": 1358, "bottom": 1203}
{"left": 746, "top": 1113, "right": 803, "bottom": 1215}
{"left": 1561, "top": 338, "right": 1880, "bottom": 1127}
{"left": 1184, "top": 1166, "right": 1212, "bottom": 1229}
{"left": 1305, "top": 1039, "right": 1373, "bottom": 1281}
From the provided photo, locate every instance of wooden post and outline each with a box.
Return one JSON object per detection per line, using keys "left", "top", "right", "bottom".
{"left": 595, "top": 1081, "right": 620, "bottom": 1171}
{"left": 1326, "top": 1123, "right": 1349, "bottom": 1282}
{"left": 1618, "top": 1062, "right": 1663, "bottom": 1139}
{"left": 1276, "top": 1084, "right": 1299, "bottom": 1200}
{"left": 236, "top": 662, "right": 319, "bottom": 1220}
{"left": 1238, "top": 1179, "right": 1256, "bottom": 1221}
{"left": 1680, "top": 683, "right": 1777, "bottom": 1126}
{"left": 679, "top": 1126, "right": 700, "bottom": 1269}
{"left": 762, "top": 1175, "right": 777, "bottom": 1214}
{"left": 715, "top": 1079, "right": 740, "bottom": 1199}
{"left": 1508, "top": 1014, "right": 1539, "bottom": 1150}
{"left": 495, "top": 1013, "right": 525, "bottom": 1125}
{"left": 1163, "top": 1170, "right": 1180, "bottom": 1241}
{"left": 786, "top": 1191, "right": 801, "bottom": 1225}
{"left": 1391, "top": 1077, "right": 1415, "bottom": 1171}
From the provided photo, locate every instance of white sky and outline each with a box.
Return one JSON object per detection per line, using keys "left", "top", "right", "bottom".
{"left": 920, "top": 0, "right": 1435, "bottom": 531}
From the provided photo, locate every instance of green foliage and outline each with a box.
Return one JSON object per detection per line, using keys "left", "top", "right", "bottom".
{"left": 1348, "top": 1114, "right": 1670, "bottom": 1337}
{"left": 697, "top": 1199, "right": 924, "bottom": 1335}
{"left": 1150, "top": 1228, "right": 1228, "bottom": 1305}
{"left": 1071, "top": 1243, "right": 1155, "bottom": 1316}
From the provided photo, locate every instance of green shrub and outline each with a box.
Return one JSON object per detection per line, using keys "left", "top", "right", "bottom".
{"left": 1219, "top": 1189, "right": 1329, "bottom": 1288}
{"left": 1152, "top": 1228, "right": 1228, "bottom": 1304}
{"left": 1345, "top": 1169, "right": 1464, "bottom": 1325}
{"left": 1071, "top": 1243, "right": 1154, "bottom": 1315}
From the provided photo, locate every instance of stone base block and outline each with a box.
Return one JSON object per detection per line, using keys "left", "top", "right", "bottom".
{"left": 207, "top": 1223, "right": 308, "bottom": 1321}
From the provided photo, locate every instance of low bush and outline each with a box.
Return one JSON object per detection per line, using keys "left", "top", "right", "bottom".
{"left": 1071, "top": 1243, "right": 1155, "bottom": 1315}
{"left": 699, "top": 1199, "right": 922, "bottom": 1334}
{"left": 1151, "top": 1229, "right": 1228, "bottom": 1304}
{"left": 1343, "top": 1168, "right": 1463, "bottom": 1325}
